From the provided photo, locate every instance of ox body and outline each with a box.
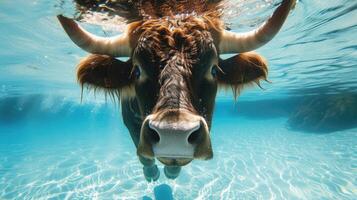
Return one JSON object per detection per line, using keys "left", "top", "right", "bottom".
{"left": 58, "top": 0, "right": 296, "bottom": 181}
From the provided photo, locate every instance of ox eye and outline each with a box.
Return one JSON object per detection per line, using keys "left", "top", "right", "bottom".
{"left": 211, "top": 65, "right": 218, "bottom": 78}
{"left": 133, "top": 66, "right": 141, "bottom": 79}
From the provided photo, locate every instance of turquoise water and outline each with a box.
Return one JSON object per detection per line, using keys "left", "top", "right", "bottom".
{"left": 1, "top": 0, "right": 356, "bottom": 199}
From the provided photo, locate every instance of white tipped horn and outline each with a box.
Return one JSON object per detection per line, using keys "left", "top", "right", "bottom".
{"left": 57, "top": 15, "right": 131, "bottom": 57}
{"left": 219, "top": 0, "right": 296, "bottom": 54}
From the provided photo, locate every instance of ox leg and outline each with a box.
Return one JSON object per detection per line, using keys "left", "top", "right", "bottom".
{"left": 139, "top": 156, "right": 160, "bottom": 182}
{"left": 121, "top": 99, "right": 160, "bottom": 182}
{"left": 164, "top": 166, "right": 181, "bottom": 179}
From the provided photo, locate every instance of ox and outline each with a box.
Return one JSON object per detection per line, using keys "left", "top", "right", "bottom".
{"left": 58, "top": 0, "right": 295, "bottom": 181}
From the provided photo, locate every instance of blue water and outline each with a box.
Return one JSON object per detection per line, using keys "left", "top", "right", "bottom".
{"left": 1, "top": 0, "right": 356, "bottom": 199}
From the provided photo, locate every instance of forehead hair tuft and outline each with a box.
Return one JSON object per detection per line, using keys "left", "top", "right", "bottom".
{"left": 134, "top": 14, "right": 222, "bottom": 65}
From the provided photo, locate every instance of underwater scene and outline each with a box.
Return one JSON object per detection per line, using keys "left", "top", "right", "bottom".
{"left": 0, "top": 0, "right": 356, "bottom": 199}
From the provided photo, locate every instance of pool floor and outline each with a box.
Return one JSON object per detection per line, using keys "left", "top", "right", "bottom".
{"left": 0, "top": 99, "right": 356, "bottom": 199}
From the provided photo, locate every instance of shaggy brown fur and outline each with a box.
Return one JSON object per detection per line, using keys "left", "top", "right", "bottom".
{"left": 73, "top": 0, "right": 269, "bottom": 100}
{"left": 130, "top": 18, "right": 215, "bottom": 118}
{"left": 218, "top": 52, "right": 269, "bottom": 99}
{"left": 76, "top": 3, "right": 269, "bottom": 101}
{"left": 77, "top": 54, "right": 136, "bottom": 100}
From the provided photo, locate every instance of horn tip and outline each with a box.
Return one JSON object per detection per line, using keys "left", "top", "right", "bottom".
{"left": 57, "top": 14, "right": 65, "bottom": 20}
{"left": 57, "top": 14, "right": 69, "bottom": 21}
{"left": 57, "top": 14, "right": 78, "bottom": 33}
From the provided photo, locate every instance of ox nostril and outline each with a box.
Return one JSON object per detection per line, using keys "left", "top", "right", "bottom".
{"left": 147, "top": 127, "right": 160, "bottom": 144}
{"left": 188, "top": 128, "right": 202, "bottom": 145}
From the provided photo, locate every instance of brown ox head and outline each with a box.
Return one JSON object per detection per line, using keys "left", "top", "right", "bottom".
{"left": 58, "top": 0, "right": 295, "bottom": 166}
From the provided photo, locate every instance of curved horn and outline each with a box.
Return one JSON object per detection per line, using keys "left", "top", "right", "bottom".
{"left": 57, "top": 15, "right": 131, "bottom": 57}
{"left": 219, "top": 0, "right": 296, "bottom": 54}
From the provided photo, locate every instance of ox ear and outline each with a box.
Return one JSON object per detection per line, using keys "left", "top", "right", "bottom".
{"left": 217, "top": 52, "right": 268, "bottom": 98}
{"left": 77, "top": 54, "right": 135, "bottom": 98}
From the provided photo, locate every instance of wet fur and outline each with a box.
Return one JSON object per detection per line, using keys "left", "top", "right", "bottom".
{"left": 77, "top": 54, "right": 136, "bottom": 101}
{"left": 132, "top": 15, "right": 221, "bottom": 114}
{"left": 218, "top": 52, "right": 269, "bottom": 99}
{"left": 77, "top": 18, "right": 268, "bottom": 102}
{"left": 74, "top": 1, "right": 268, "bottom": 102}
